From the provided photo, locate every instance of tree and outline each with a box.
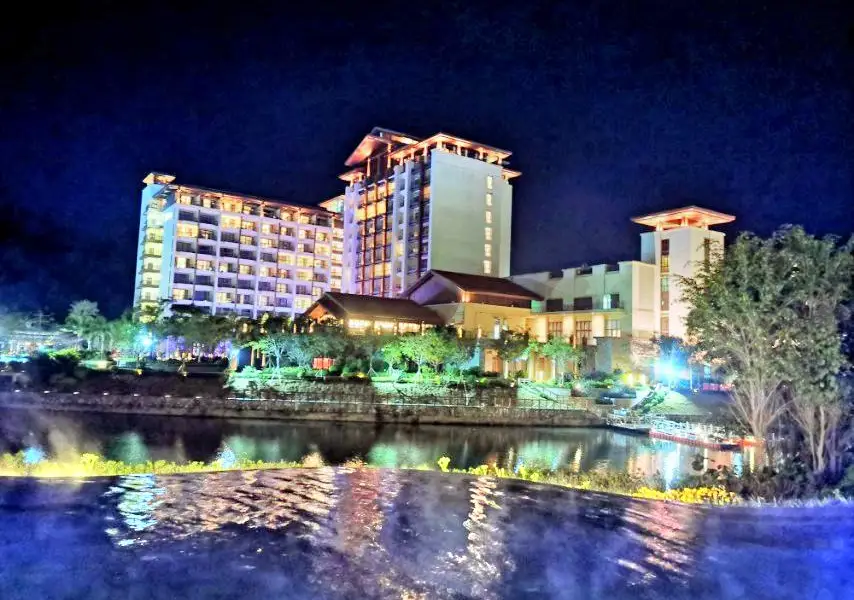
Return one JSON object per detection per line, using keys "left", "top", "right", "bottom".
{"left": 351, "top": 330, "right": 395, "bottom": 376}
{"left": 252, "top": 333, "right": 292, "bottom": 369}
{"left": 539, "top": 336, "right": 581, "bottom": 381}
{"left": 65, "top": 300, "right": 102, "bottom": 347}
{"left": 495, "top": 329, "right": 530, "bottom": 378}
{"left": 443, "top": 337, "right": 475, "bottom": 381}
{"left": 398, "top": 330, "right": 454, "bottom": 377}
{"left": 682, "top": 233, "right": 792, "bottom": 455}
{"left": 381, "top": 337, "right": 407, "bottom": 377}
{"left": 683, "top": 227, "right": 854, "bottom": 473}
{"left": 773, "top": 227, "right": 854, "bottom": 476}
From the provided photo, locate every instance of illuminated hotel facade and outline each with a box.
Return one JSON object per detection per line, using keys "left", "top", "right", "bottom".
{"left": 337, "top": 128, "right": 519, "bottom": 298}
{"left": 512, "top": 206, "right": 733, "bottom": 373}
{"left": 133, "top": 173, "right": 344, "bottom": 319}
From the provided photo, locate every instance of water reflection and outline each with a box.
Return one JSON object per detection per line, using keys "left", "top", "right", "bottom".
{"left": 1, "top": 470, "right": 852, "bottom": 599}
{"left": 0, "top": 409, "right": 746, "bottom": 484}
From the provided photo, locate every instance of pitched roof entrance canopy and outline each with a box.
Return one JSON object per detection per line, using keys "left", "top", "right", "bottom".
{"left": 404, "top": 270, "right": 542, "bottom": 302}
{"left": 305, "top": 292, "right": 445, "bottom": 326}
{"left": 631, "top": 206, "right": 735, "bottom": 230}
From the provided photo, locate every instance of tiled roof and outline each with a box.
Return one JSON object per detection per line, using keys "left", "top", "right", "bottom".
{"left": 311, "top": 293, "right": 445, "bottom": 325}
{"left": 424, "top": 270, "right": 542, "bottom": 300}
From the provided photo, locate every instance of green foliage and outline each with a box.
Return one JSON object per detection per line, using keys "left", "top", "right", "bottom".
{"left": 683, "top": 227, "right": 854, "bottom": 478}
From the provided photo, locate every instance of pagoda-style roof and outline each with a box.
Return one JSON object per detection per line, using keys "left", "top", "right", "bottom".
{"left": 631, "top": 206, "right": 735, "bottom": 230}
{"left": 344, "top": 127, "right": 421, "bottom": 166}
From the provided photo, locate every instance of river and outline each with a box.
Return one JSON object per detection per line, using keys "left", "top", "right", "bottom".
{"left": 0, "top": 408, "right": 752, "bottom": 484}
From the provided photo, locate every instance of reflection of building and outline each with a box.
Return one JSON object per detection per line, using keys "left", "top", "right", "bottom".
{"left": 105, "top": 469, "right": 336, "bottom": 546}
{"left": 337, "top": 128, "right": 519, "bottom": 297}
{"left": 134, "top": 173, "right": 344, "bottom": 319}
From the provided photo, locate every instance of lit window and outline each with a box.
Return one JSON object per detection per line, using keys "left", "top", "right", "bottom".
{"left": 279, "top": 253, "right": 295, "bottom": 265}
{"left": 294, "top": 297, "right": 311, "bottom": 311}
{"left": 483, "top": 260, "right": 492, "bottom": 274}
{"left": 485, "top": 211, "right": 492, "bottom": 224}
{"left": 486, "top": 175, "right": 494, "bottom": 190}
{"left": 312, "top": 287, "right": 323, "bottom": 297}
{"left": 276, "top": 283, "right": 289, "bottom": 294}
{"left": 606, "top": 319, "right": 621, "bottom": 338}
{"left": 260, "top": 238, "right": 274, "bottom": 248}
{"left": 216, "top": 292, "right": 232, "bottom": 303}
{"left": 486, "top": 193, "right": 493, "bottom": 207}
{"left": 485, "top": 227, "right": 492, "bottom": 241}
{"left": 661, "top": 255, "right": 670, "bottom": 273}
{"left": 238, "top": 264, "right": 253, "bottom": 275}
{"left": 240, "top": 235, "right": 255, "bottom": 245}
{"left": 172, "top": 289, "right": 188, "bottom": 301}
{"left": 484, "top": 244, "right": 492, "bottom": 258}
{"left": 178, "top": 194, "right": 192, "bottom": 205}
{"left": 196, "top": 260, "right": 212, "bottom": 271}
{"left": 297, "top": 270, "right": 312, "bottom": 281}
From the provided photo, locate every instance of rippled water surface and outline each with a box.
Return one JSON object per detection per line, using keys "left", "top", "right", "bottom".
{"left": 0, "top": 469, "right": 851, "bottom": 599}
{"left": 0, "top": 409, "right": 751, "bottom": 483}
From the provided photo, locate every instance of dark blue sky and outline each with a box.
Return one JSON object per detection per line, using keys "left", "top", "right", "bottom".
{"left": 1, "top": 1, "right": 852, "bottom": 316}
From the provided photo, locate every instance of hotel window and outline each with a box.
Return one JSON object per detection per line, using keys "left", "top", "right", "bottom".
{"left": 661, "top": 276, "right": 670, "bottom": 308}
{"left": 279, "top": 253, "right": 295, "bottom": 265}
{"left": 216, "top": 292, "right": 233, "bottom": 304}
{"left": 660, "top": 316, "right": 670, "bottom": 336}
{"left": 575, "top": 320, "right": 592, "bottom": 346}
{"left": 484, "top": 243, "right": 492, "bottom": 258}
{"left": 172, "top": 289, "right": 189, "bottom": 301}
{"left": 603, "top": 293, "right": 620, "bottom": 310}
{"left": 276, "top": 283, "right": 289, "bottom": 294}
{"left": 485, "top": 227, "right": 492, "bottom": 241}
{"left": 294, "top": 297, "right": 311, "bottom": 311}
{"left": 660, "top": 254, "right": 670, "bottom": 273}
{"left": 297, "top": 270, "right": 312, "bottom": 281}
{"left": 259, "top": 266, "right": 274, "bottom": 277}
{"left": 261, "top": 223, "right": 277, "bottom": 235}
{"left": 486, "top": 175, "right": 493, "bottom": 190}
{"left": 260, "top": 238, "right": 274, "bottom": 248}
{"left": 483, "top": 260, "right": 492, "bottom": 274}
{"left": 175, "top": 256, "right": 192, "bottom": 269}
{"left": 241, "top": 221, "right": 256, "bottom": 231}
{"left": 222, "top": 217, "right": 240, "bottom": 229}
{"left": 312, "top": 287, "right": 323, "bottom": 298}
{"left": 178, "top": 194, "right": 192, "bottom": 205}
{"left": 258, "top": 295, "right": 271, "bottom": 307}
{"left": 661, "top": 238, "right": 670, "bottom": 255}
{"left": 177, "top": 224, "right": 197, "bottom": 238}
{"left": 240, "top": 235, "right": 255, "bottom": 245}
{"left": 486, "top": 193, "right": 493, "bottom": 207}
{"left": 547, "top": 320, "right": 563, "bottom": 339}
{"left": 238, "top": 264, "right": 253, "bottom": 275}
{"left": 485, "top": 211, "right": 492, "bottom": 224}
{"left": 605, "top": 319, "right": 621, "bottom": 338}
{"left": 196, "top": 260, "right": 212, "bottom": 271}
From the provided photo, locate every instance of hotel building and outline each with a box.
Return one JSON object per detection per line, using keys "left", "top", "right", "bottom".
{"left": 133, "top": 173, "right": 344, "bottom": 319}
{"left": 512, "top": 206, "right": 733, "bottom": 373}
{"left": 337, "top": 127, "right": 519, "bottom": 298}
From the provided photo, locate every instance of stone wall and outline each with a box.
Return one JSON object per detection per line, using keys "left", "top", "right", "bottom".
{"left": 0, "top": 390, "right": 602, "bottom": 428}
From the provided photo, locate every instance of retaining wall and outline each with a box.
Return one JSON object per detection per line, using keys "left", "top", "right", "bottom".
{"left": 0, "top": 391, "right": 602, "bottom": 428}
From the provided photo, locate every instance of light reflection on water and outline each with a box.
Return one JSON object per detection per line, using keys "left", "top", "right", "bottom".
{"left": 1, "top": 470, "right": 851, "bottom": 599}
{"left": 0, "top": 409, "right": 750, "bottom": 485}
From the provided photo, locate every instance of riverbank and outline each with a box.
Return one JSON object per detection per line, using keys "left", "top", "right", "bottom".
{"left": 0, "top": 391, "right": 602, "bottom": 427}
{"left": 0, "top": 451, "right": 738, "bottom": 505}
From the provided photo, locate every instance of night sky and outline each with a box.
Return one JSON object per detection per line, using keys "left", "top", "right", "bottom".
{"left": 1, "top": 1, "right": 852, "bottom": 317}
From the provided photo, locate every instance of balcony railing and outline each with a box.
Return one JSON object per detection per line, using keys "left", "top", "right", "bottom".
{"left": 532, "top": 300, "right": 624, "bottom": 313}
